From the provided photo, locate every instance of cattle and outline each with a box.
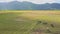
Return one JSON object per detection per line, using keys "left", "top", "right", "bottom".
{"left": 36, "top": 21, "right": 42, "bottom": 25}
{"left": 43, "top": 22, "right": 48, "bottom": 25}
{"left": 50, "top": 24, "right": 55, "bottom": 28}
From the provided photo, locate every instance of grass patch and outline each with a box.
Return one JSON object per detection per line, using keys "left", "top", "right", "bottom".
{"left": 0, "top": 10, "right": 60, "bottom": 34}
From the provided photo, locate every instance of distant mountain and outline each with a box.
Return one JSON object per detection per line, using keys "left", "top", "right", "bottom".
{"left": 0, "top": 1, "right": 60, "bottom": 10}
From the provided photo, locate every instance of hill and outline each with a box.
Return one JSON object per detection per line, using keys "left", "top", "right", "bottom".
{"left": 0, "top": 1, "right": 60, "bottom": 10}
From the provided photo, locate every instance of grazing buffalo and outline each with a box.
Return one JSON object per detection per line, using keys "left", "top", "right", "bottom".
{"left": 50, "top": 24, "right": 55, "bottom": 28}
{"left": 36, "top": 21, "right": 42, "bottom": 25}
{"left": 43, "top": 22, "right": 47, "bottom": 25}
{"left": 38, "top": 21, "right": 42, "bottom": 23}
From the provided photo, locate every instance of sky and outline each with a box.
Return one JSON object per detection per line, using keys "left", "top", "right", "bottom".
{"left": 0, "top": 0, "right": 60, "bottom": 4}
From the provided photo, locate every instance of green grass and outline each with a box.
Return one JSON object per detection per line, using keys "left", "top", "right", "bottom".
{"left": 0, "top": 10, "right": 60, "bottom": 34}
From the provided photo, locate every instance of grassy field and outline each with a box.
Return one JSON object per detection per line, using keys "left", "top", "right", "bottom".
{"left": 0, "top": 10, "right": 60, "bottom": 34}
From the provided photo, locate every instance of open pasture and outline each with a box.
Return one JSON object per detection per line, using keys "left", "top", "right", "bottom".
{"left": 0, "top": 10, "right": 60, "bottom": 34}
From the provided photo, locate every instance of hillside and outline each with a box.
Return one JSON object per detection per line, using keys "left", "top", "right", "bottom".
{"left": 0, "top": 1, "right": 60, "bottom": 10}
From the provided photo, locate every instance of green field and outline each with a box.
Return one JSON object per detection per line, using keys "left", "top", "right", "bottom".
{"left": 0, "top": 10, "right": 60, "bottom": 34}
